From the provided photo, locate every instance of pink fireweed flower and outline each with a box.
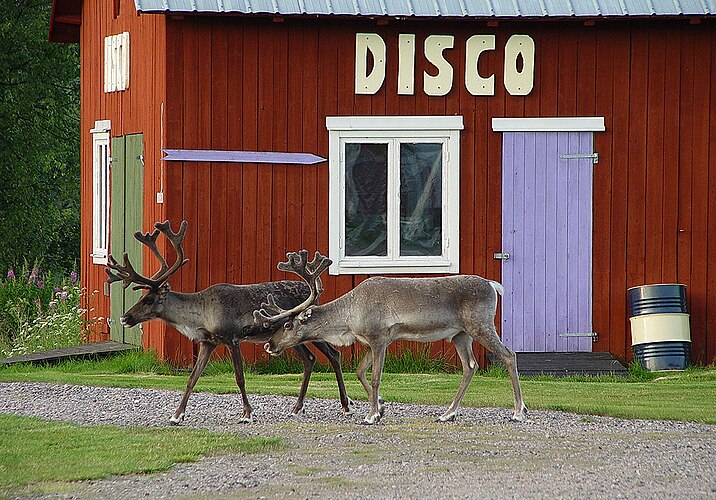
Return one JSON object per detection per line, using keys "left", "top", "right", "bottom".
{"left": 7, "top": 268, "right": 15, "bottom": 279}
{"left": 28, "top": 268, "right": 39, "bottom": 284}
{"left": 69, "top": 271, "right": 78, "bottom": 284}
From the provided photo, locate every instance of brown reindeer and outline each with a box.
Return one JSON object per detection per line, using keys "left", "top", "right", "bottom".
{"left": 257, "top": 250, "right": 527, "bottom": 425}
{"left": 106, "top": 221, "right": 352, "bottom": 424}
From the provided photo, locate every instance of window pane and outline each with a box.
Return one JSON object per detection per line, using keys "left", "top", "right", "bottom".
{"left": 345, "top": 143, "right": 388, "bottom": 256}
{"left": 400, "top": 143, "right": 442, "bottom": 256}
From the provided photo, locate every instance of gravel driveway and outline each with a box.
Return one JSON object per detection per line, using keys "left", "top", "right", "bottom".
{"left": 1, "top": 382, "right": 715, "bottom": 499}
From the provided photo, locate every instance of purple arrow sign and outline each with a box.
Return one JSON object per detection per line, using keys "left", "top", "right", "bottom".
{"left": 162, "top": 149, "right": 326, "bottom": 165}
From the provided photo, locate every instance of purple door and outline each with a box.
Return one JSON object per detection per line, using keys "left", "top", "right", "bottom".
{"left": 500, "top": 131, "right": 594, "bottom": 352}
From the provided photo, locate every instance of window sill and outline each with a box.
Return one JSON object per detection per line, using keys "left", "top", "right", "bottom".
{"left": 91, "top": 253, "right": 108, "bottom": 265}
{"left": 329, "top": 257, "right": 458, "bottom": 275}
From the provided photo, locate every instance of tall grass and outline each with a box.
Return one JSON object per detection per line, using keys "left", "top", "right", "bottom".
{"left": 250, "top": 344, "right": 452, "bottom": 374}
{"left": 0, "top": 263, "right": 95, "bottom": 358}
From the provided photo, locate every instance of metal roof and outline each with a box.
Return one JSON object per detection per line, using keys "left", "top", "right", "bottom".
{"left": 134, "top": 0, "right": 714, "bottom": 16}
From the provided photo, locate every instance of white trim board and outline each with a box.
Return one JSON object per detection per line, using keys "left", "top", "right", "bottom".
{"left": 327, "top": 115, "right": 464, "bottom": 131}
{"left": 492, "top": 117, "right": 605, "bottom": 132}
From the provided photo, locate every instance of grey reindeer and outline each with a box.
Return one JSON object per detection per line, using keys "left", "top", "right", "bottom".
{"left": 105, "top": 221, "right": 352, "bottom": 424}
{"left": 257, "top": 250, "right": 527, "bottom": 425}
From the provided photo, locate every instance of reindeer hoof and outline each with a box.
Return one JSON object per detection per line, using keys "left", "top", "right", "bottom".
{"left": 437, "top": 412, "right": 457, "bottom": 423}
{"left": 377, "top": 397, "right": 385, "bottom": 417}
{"left": 290, "top": 406, "right": 306, "bottom": 418}
{"left": 362, "top": 413, "right": 381, "bottom": 425}
{"left": 343, "top": 398, "right": 356, "bottom": 415}
{"left": 169, "top": 413, "right": 184, "bottom": 425}
{"left": 511, "top": 406, "right": 528, "bottom": 422}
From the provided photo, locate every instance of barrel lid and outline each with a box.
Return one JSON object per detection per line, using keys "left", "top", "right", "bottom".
{"left": 627, "top": 283, "right": 687, "bottom": 291}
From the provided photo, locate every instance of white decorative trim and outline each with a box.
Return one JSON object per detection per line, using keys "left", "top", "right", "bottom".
{"left": 90, "top": 120, "right": 112, "bottom": 134}
{"left": 491, "top": 117, "right": 605, "bottom": 132}
{"left": 327, "top": 115, "right": 464, "bottom": 132}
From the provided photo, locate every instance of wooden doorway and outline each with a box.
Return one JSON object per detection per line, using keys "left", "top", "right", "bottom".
{"left": 499, "top": 130, "right": 595, "bottom": 352}
{"left": 109, "top": 134, "right": 144, "bottom": 346}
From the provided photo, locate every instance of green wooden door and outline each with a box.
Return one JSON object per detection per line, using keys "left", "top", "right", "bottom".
{"left": 109, "top": 134, "right": 144, "bottom": 346}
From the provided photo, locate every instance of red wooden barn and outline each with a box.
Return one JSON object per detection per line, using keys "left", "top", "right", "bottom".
{"left": 50, "top": 0, "right": 716, "bottom": 368}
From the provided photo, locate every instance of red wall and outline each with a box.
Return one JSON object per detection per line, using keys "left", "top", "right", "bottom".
{"left": 79, "top": 0, "right": 168, "bottom": 352}
{"left": 82, "top": 11, "right": 716, "bottom": 366}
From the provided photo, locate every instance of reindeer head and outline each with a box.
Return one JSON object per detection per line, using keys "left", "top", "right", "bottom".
{"left": 105, "top": 220, "right": 189, "bottom": 327}
{"left": 254, "top": 250, "right": 331, "bottom": 355}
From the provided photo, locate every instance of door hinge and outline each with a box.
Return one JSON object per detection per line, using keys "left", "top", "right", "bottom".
{"left": 559, "top": 332, "right": 598, "bottom": 342}
{"left": 559, "top": 153, "right": 599, "bottom": 164}
{"left": 493, "top": 252, "right": 510, "bottom": 260}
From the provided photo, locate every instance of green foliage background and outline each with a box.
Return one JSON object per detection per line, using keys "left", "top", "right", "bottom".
{"left": 0, "top": 0, "right": 80, "bottom": 273}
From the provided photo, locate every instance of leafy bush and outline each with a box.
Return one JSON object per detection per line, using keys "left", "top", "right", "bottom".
{"left": 0, "top": 263, "right": 93, "bottom": 358}
{"left": 0, "top": 1, "right": 80, "bottom": 273}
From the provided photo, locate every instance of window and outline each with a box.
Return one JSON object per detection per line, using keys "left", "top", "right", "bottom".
{"left": 327, "top": 116, "right": 463, "bottom": 274}
{"left": 90, "top": 120, "right": 111, "bottom": 264}
{"left": 104, "top": 32, "right": 129, "bottom": 92}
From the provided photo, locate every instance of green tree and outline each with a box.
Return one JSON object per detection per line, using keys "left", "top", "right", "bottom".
{"left": 0, "top": 0, "right": 80, "bottom": 273}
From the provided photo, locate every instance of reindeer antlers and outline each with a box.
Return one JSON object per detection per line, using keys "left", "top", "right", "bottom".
{"left": 253, "top": 250, "right": 332, "bottom": 327}
{"left": 105, "top": 220, "right": 189, "bottom": 290}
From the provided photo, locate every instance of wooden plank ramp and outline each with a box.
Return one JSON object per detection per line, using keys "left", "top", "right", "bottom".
{"left": 514, "top": 352, "right": 629, "bottom": 377}
{"left": 0, "top": 341, "right": 136, "bottom": 366}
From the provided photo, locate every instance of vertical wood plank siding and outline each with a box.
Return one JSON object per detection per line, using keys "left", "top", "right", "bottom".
{"left": 82, "top": 12, "right": 716, "bottom": 366}
{"left": 79, "top": 0, "right": 168, "bottom": 354}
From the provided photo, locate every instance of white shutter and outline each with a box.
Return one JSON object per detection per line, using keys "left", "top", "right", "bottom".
{"left": 90, "top": 120, "right": 111, "bottom": 264}
{"left": 104, "top": 37, "right": 112, "bottom": 92}
{"left": 104, "top": 32, "right": 130, "bottom": 93}
{"left": 120, "top": 32, "right": 130, "bottom": 91}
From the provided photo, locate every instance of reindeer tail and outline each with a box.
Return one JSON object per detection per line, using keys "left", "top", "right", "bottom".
{"left": 489, "top": 280, "right": 504, "bottom": 297}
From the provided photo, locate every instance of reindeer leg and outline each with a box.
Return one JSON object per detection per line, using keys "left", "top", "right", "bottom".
{"left": 356, "top": 349, "right": 384, "bottom": 417}
{"left": 311, "top": 341, "right": 354, "bottom": 414}
{"left": 476, "top": 326, "right": 528, "bottom": 422}
{"left": 171, "top": 341, "right": 217, "bottom": 425}
{"left": 355, "top": 350, "right": 372, "bottom": 398}
{"left": 363, "top": 343, "right": 387, "bottom": 425}
{"left": 290, "top": 344, "right": 316, "bottom": 416}
{"left": 229, "top": 343, "right": 254, "bottom": 423}
{"left": 438, "top": 332, "right": 477, "bottom": 422}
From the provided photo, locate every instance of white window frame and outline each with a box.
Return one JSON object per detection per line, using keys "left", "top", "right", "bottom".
{"left": 90, "top": 120, "right": 111, "bottom": 265}
{"left": 327, "top": 116, "right": 463, "bottom": 275}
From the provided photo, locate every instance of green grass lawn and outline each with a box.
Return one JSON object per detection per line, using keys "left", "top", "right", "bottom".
{"left": 1, "top": 351, "right": 715, "bottom": 424}
{"left": 0, "top": 413, "right": 281, "bottom": 492}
